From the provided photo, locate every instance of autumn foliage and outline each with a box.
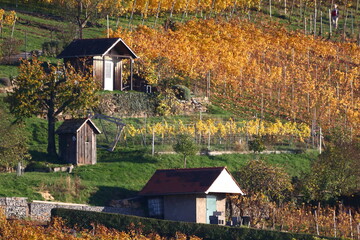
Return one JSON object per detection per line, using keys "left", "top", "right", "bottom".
{"left": 111, "top": 18, "right": 359, "bottom": 138}
{"left": 0, "top": 209, "right": 202, "bottom": 240}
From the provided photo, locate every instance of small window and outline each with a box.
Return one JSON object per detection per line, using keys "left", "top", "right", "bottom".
{"left": 148, "top": 197, "right": 163, "bottom": 217}
{"left": 105, "top": 62, "right": 112, "bottom": 79}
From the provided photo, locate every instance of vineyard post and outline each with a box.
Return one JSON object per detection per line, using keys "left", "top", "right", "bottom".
{"left": 329, "top": 9, "right": 332, "bottom": 36}
{"left": 261, "top": 92, "right": 264, "bottom": 119}
{"left": 181, "top": 0, "right": 190, "bottom": 22}
{"left": 129, "top": 0, "right": 137, "bottom": 28}
{"left": 144, "top": 114, "right": 147, "bottom": 146}
{"left": 206, "top": 71, "right": 211, "bottom": 99}
{"left": 351, "top": 10, "right": 354, "bottom": 35}
{"left": 170, "top": 0, "right": 177, "bottom": 18}
{"left": 106, "top": 15, "right": 109, "bottom": 38}
{"left": 313, "top": 0, "right": 317, "bottom": 37}
{"left": 24, "top": 30, "right": 27, "bottom": 60}
{"left": 315, "top": 210, "right": 319, "bottom": 235}
{"left": 230, "top": 0, "right": 235, "bottom": 16}
{"left": 343, "top": 4, "right": 349, "bottom": 40}
{"left": 320, "top": 11, "right": 323, "bottom": 36}
{"left": 208, "top": 130, "right": 211, "bottom": 149}
{"left": 350, "top": 209, "right": 354, "bottom": 239}
{"left": 154, "top": 0, "right": 161, "bottom": 28}
{"left": 115, "top": 17, "right": 119, "bottom": 28}
{"left": 152, "top": 128, "right": 155, "bottom": 156}
{"left": 141, "top": 0, "right": 149, "bottom": 25}
{"left": 272, "top": 207, "right": 275, "bottom": 230}
{"left": 319, "top": 126, "right": 322, "bottom": 154}
{"left": 333, "top": 208, "right": 337, "bottom": 238}
{"left": 11, "top": 16, "right": 16, "bottom": 38}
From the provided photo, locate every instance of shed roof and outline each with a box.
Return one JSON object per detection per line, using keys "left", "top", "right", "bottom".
{"left": 139, "top": 167, "right": 244, "bottom": 196}
{"left": 57, "top": 38, "right": 138, "bottom": 59}
{"left": 56, "top": 118, "right": 101, "bottom": 134}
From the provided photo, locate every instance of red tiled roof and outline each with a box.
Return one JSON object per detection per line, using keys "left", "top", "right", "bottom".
{"left": 139, "top": 167, "right": 226, "bottom": 196}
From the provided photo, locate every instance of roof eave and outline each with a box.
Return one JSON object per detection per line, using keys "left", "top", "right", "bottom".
{"left": 101, "top": 38, "right": 138, "bottom": 59}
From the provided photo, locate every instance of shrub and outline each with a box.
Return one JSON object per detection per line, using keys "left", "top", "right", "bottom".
{"left": 0, "top": 77, "right": 11, "bottom": 87}
{"left": 52, "top": 208, "right": 335, "bottom": 240}
{"left": 0, "top": 37, "right": 23, "bottom": 64}
{"left": 248, "top": 137, "right": 266, "bottom": 153}
{"left": 42, "top": 40, "right": 65, "bottom": 57}
{"left": 25, "top": 162, "right": 49, "bottom": 172}
{"left": 172, "top": 85, "right": 191, "bottom": 101}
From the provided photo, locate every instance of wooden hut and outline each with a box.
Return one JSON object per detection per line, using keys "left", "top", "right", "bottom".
{"left": 57, "top": 38, "right": 138, "bottom": 91}
{"left": 56, "top": 118, "right": 101, "bottom": 165}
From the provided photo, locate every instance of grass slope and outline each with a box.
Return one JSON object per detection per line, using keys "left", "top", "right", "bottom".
{"left": 0, "top": 95, "right": 317, "bottom": 205}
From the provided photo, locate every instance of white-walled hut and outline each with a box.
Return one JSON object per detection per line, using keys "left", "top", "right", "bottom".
{"left": 139, "top": 167, "right": 244, "bottom": 225}
{"left": 56, "top": 118, "right": 101, "bottom": 165}
{"left": 57, "top": 38, "right": 138, "bottom": 91}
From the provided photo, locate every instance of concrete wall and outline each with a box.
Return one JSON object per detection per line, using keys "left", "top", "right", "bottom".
{"left": 163, "top": 194, "right": 196, "bottom": 222}
{"left": 0, "top": 197, "right": 144, "bottom": 221}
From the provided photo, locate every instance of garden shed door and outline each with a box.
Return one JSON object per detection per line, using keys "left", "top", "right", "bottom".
{"left": 206, "top": 195, "right": 217, "bottom": 223}
{"left": 104, "top": 61, "right": 114, "bottom": 91}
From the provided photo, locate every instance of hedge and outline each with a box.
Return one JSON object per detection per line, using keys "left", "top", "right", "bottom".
{"left": 51, "top": 208, "right": 336, "bottom": 240}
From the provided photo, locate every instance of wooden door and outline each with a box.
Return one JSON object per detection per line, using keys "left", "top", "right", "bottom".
{"left": 104, "top": 61, "right": 114, "bottom": 91}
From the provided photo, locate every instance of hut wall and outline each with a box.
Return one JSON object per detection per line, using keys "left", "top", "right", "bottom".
{"left": 114, "top": 60, "right": 122, "bottom": 90}
{"left": 76, "top": 123, "right": 96, "bottom": 165}
{"left": 58, "top": 134, "right": 77, "bottom": 164}
{"left": 93, "top": 57, "right": 104, "bottom": 88}
{"left": 65, "top": 58, "right": 92, "bottom": 73}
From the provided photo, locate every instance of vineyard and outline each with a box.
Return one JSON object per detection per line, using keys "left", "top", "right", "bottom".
{"left": 110, "top": 18, "right": 359, "bottom": 139}
{"left": 111, "top": 118, "right": 311, "bottom": 151}
{"left": 232, "top": 196, "right": 360, "bottom": 239}
{"left": 0, "top": 210, "right": 201, "bottom": 240}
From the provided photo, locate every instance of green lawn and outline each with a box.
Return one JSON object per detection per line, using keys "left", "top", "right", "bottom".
{"left": 0, "top": 146, "right": 317, "bottom": 205}
{"left": 0, "top": 94, "right": 317, "bottom": 205}
{"left": 0, "top": 65, "right": 18, "bottom": 78}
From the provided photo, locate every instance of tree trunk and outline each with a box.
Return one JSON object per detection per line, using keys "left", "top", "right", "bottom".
{"left": 184, "top": 155, "right": 187, "bottom": 168}
{"left": 47, "top": 109, "right": 57, "bottom": 157}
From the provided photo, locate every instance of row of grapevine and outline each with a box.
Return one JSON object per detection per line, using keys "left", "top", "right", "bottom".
{"left": 0, "top": 9, "right": 17, "bottom": 37}
{"left": 123, "top": 118, "right": 310, "bottom": 141}
{"left": 233, "top": 196, "right": 360, "bottom": 239}
{"left": 111, "top": 18, "right": 359, "bottom": 138}
{"left": 0, "top": 209, "right": 201, "bottom": 240}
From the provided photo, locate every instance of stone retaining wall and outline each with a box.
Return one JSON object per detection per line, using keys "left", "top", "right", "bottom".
{"left": 0, "top": 197, "right": 144, "bottom": 221}
{"left": 0, "top": 197, "right": 28, "bottom": 219}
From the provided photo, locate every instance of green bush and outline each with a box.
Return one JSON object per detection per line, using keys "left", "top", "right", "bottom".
{"left": 52, "top": 208, "right": 336, "bottom": 240}
{"left": 25, "top": 161, "right": 50, "bottom": 172}
{"left": 172, "top": 85, "right": 191, "bottom": 101}
{"left": 248, "top": 137, "right": 266, "bottom": 153}
{"left": 97, "top": 92, "right": 157, "bottom": 116}
{"left": 42, "top": 40, "right": 65, "bottom": 57}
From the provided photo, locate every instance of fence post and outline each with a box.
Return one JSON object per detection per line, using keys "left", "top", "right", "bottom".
{"left": 152, "top": 128, "right": 155, "bottom": 156}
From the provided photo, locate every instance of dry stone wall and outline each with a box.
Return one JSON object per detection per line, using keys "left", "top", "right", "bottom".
{"left": 0, "top": 197, "right": 144, "bottom": 221}
{"left": 0, "top": 197, "right": 28, "bottom": 219}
